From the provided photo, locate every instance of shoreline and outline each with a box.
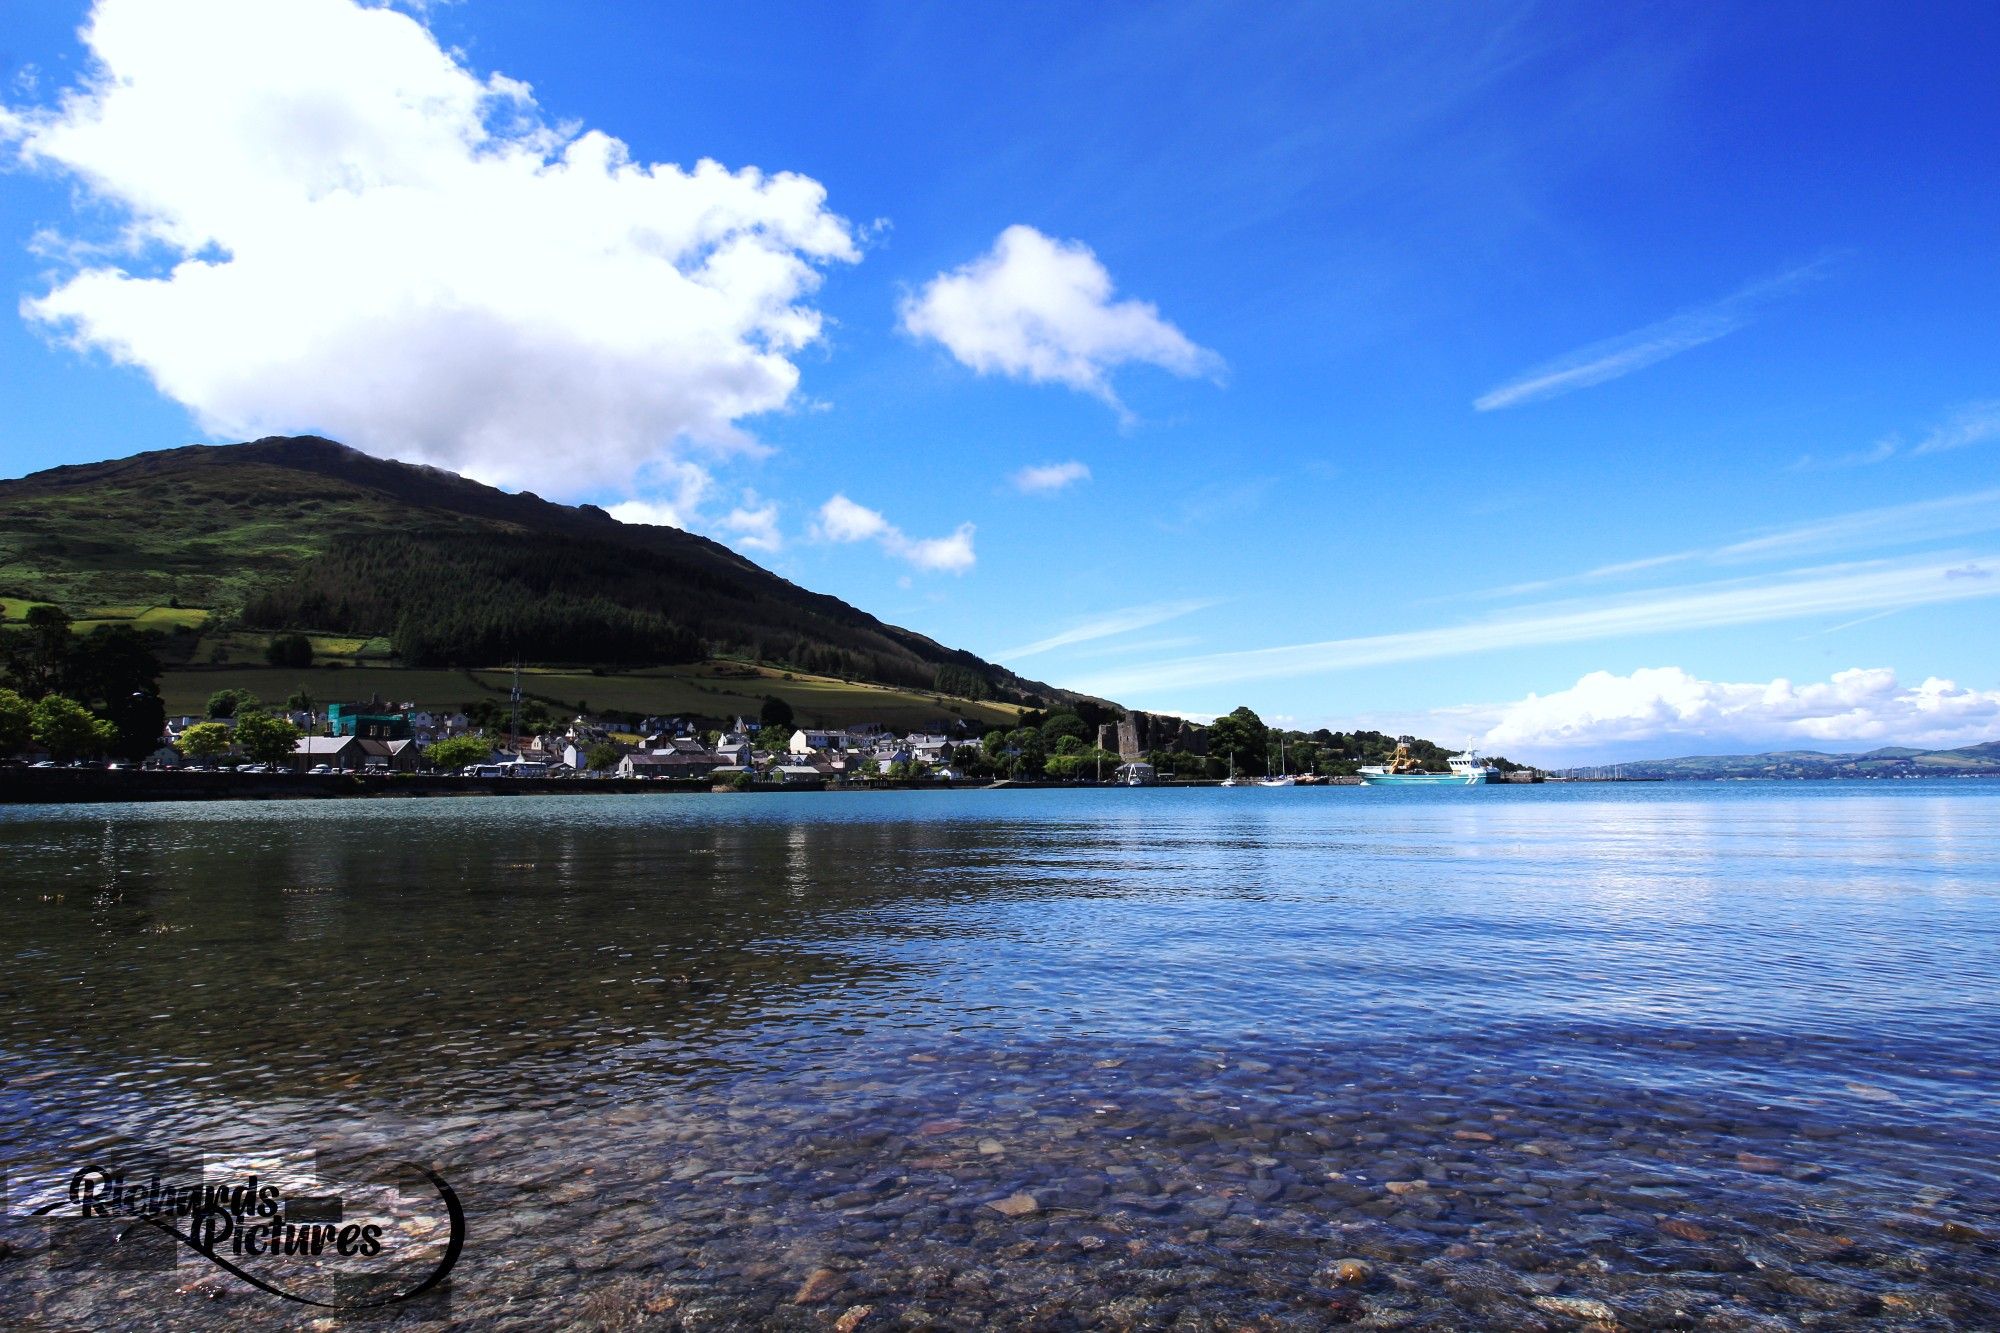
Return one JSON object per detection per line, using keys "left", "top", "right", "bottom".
{"left": 4, "top": 769, "right": 1988, "bottom": 805}
{"left": 0, "top": 768, "right": 1252, "bottom": 805}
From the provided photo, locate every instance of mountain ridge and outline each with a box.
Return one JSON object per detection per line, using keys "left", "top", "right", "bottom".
{"left": 1570, "top": 740, "right": 2000, "bottom": 780}
{"left": 0, "top": 436, "right": 1075, "bottom": 707}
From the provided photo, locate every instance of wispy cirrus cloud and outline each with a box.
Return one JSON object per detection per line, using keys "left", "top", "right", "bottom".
{"left": 1066, "top": 634, "right": 1203, "bottom": 660}
{"left": 1475, "top": 487, "right": 2000, "bottom": 601}
{"left": 1788, "top": 438, "right": 1898, "bottom": 472}
{"left": 1790, "top": 399, "right": 2000, "bottom": 470}
{"left": 1473, "top": 259, "right": 1831, "bottom": 412}
{"left": 1913, "top": 400, "right": 2000, "bottom": 455}
{"left": 1073, "top": 553, "right": 2000, "bottom": 698}
{"left": 998, "top": 597, "right": 1216, "bottom": 660}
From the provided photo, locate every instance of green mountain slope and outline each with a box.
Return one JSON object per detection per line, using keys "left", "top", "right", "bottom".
{"left": 0, "top": 436, "right": 1063, "bottom": 704}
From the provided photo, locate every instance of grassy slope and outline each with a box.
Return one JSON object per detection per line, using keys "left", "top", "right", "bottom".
{"left": 0, "top": 459, "right": 390, "bottom": 609}
{"left": 161, "top": 660, "right": 1026, "bottom": 730}
{"left": 1, "top": 437, "right": 1074, "bottom": 717}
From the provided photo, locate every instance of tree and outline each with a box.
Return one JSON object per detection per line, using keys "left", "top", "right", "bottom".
{"left": 285, "top": 689, "right": 316, "bottom": 715}
{"left": 427, "top": 735, "right": 493, "bottom": 772}
{"left": 60, "top": 625, "right": 165, "bottom": 759}
{"left": 177, "top": 722, "right": 234, "bottom": 763}
{"left": 1046, "top": 747, "right": 1122, "bottom": 782}
{"left": 1207, "top": 706, "right": 1270, "bottom": 776}
{"left": 235, "top": 710, "right": 304, "bottom": 765}
{"left": 264, "top": 632, "right": 315, "bottom": 668}
{"left": 460, "top": 699, "right": 506, "bottom": 734}
{"left": 1039, "top": 711, "right": 1091, "bottom": 748}
{"left": 933, "top": 665, "right": 991, "bottom": 700}
{"left": 32, "top": 694, "right": 116, "bottom": 760}
{"left": 206, "top": 687, "right": 261, "bottom": 719}
{"left": 0, "top": 687, "right": 31, "bottom": 754}
{"left": 1003, "top": 726, "right": 1046, "bottom": 778}
{"left": 754, "top": 723, "right": 792, "bottom": 753}
{"left": 13, "top": 604, "right": 73, "bottom": 696}
{"left": 759, "top": 695, "right": 795, "bottom": 729}
{"left": 585, "top": 741, "right": 623, "bottom": 771}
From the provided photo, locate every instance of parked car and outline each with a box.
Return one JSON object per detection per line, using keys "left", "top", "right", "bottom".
{"left": 309, "top": 764, "right": 333, "bottom": 775}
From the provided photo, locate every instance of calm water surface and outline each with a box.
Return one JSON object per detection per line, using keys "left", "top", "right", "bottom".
{"left": 2, "top": 783, "right": 1998, "bottom": 1328}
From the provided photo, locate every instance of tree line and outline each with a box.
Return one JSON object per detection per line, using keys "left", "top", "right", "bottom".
{"left": 0, "top": 605, "right": 166, "bottom": 760}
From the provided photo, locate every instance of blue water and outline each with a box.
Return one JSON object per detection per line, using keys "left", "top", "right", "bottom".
{"left": 3, "top": 781, "right": 1997, "bottom": 1326}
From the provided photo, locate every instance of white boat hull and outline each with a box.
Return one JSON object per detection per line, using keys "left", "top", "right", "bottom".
{"left": 1357, "top": 770, "right": 1488, "bottom": 786}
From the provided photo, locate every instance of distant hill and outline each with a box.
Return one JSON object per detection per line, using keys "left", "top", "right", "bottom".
{"left": 0, "top": 436, "right": 1069, "bottom": 706}
{"left": 1568, "top": 741, "right": 2000, "bottom": 780}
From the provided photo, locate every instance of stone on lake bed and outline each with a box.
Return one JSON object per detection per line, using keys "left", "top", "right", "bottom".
{"left": 834, "top": 1304, "right": 874, "bottom": 1331}
{"left": 1385, "top": 1179, "right": 1428, "bottom": 1195}
{"left": 1532, "top": 1294, "right": 1618, "bottom": 1322}
{"left": 1736, "top": 1152, "right": 1784, "bottom": 1173}
{"left": 986, "top": 1192, "right": 1040, "bottom": 1217}
{"left": 1453, "top": 1129, "right": 1496, "bottom": 1142}
{"left": 1327, "top": 1258, "right": 1373, "bottom": 1286}
{"left": 1659, "top": 1218, "right": 1712, "bottom": 1242}
{"left": 977, "top": 1138, "right": 1004, "bottom": 1155}
{"left": 793, "top": 1268, "right": 846, "bottom": 1304}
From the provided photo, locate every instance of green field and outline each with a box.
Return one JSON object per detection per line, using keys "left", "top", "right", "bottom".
{"left": 3, "top": 596, "right": 211, "bottom": 632}
{"left": 160, "top": 660, "right": 1027, "bottom": 729}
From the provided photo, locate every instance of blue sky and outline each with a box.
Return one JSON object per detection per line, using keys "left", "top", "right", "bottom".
{"left": 3, "top": 1, "right": 1999, "bottom": 760}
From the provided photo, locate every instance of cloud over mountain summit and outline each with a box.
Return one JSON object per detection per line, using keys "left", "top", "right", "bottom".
{"left": 5, "top": 0, "right": 859, "bottom": 498}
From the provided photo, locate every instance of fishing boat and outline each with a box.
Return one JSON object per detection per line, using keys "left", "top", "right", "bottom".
{"left": 1357, "top": 736, "right": 1496, "bottom": 786}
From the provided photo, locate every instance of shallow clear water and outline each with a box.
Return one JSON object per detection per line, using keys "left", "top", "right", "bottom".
{"left": 3, "top": 783, "right": 1998, "bottom": 1328}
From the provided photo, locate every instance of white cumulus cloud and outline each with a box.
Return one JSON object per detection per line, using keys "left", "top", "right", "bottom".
{"left": 719, "top": 493, "right": 783, "bottom": 553}
{"left": 900, "top": 224, "right": 1219, "bottom": 411}
{"left": 4, "top": 0, "right": 859, "bottom": 499}
{"left": 599, "top": 459, "right": 714, "bottom": 529}
{"left": 812, "top": 495, "right": 974, "bottom": 574}
{"left": 1010, "top": 460, "right": 1091, "bottom": 494}
{"left": 607, "top": 479, "right": 783, "bottom": 555}
{"left": 1480, "top": 666, "right": 2000, "bottom": 753}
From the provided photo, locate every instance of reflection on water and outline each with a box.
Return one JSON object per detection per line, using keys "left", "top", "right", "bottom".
{"left": 3, "top": 784, "right": 1999, "bottom": 1327}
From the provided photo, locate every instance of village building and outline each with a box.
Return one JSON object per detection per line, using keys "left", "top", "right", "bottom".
{"left": 616, "top": 751, "right": 724, "bottom": 780}
{"left": 327, "top": 702, "right": 412, "bottom": 740}
{"left": 292, "top": 736, "right": 364, "bottom": 772}
{"left": 358, "top": 738, "right": 426, "bottom": 772}
{"left": 788, "top": 728, "right": 854, "bottom": 755}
